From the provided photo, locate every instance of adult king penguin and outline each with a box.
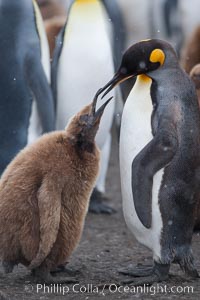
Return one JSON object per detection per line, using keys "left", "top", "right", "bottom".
{"left": 52, "top": 0, "right": 116, "bottom": 214}
{"left": 98, "top": 39, "right": 200, "bottom": 284}
{"left": 0, "top": 0, "right": 55, "bottom": 175}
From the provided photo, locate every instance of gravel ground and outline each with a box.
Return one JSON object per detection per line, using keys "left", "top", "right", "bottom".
{"left": 0, "top": 128, "right": 200, "bottom": 300}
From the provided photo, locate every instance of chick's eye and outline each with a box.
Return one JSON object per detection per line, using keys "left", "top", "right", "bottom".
{"left": 80, "top": 115, "right": 89, "bottom": 123}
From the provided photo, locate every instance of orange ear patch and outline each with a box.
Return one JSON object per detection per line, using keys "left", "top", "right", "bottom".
{"left": 150, "top": 49, "right": 165, "bottom": 66}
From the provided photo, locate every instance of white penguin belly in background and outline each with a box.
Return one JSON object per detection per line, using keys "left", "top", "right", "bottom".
{"left": 120, "top": 76, "right": 163, "bottom": 260}
{"left": 56, "top": 0, "right": 115, "bottom": 193}
{"left": 28, "top": 0, "right": 51, "bottom": 145}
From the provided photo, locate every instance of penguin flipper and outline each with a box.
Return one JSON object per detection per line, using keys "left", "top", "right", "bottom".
{"left": 51, "top": 25, "right": 66, "bottom": 110}
{"left": 25, "top": 51, "right": 55, "bottom": 133}
{"left": 44, "top": 16, "right": 66, "bottom": 59}
{"left": 28, "top": 178, "right": 61, "bottom": 270}
{"left": 132, "top": 128, "right": 178, "bottom": 229}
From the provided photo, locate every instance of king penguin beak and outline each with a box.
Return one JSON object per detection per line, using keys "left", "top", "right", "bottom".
{"left": 97, "top": 72, "right": 134, "bottom": 99}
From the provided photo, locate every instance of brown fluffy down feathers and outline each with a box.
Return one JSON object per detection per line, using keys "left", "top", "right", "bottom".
{"left": 181, "top": 26, "right": 200, "bottom": 73}
{"left": 0, "top": 106, "right": 100, "bottom": 272}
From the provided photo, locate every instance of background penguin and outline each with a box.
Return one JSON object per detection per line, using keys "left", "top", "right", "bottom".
{"left": 101, "top": 0, "right": 125, "bottom": 73}
{"left": 150, "top": 0, "right": 183, "bottom": 56}
{"left": 179, "top": 0, "right": 200, "bottom": 42}
{"left": 52, "top": 0, "right": 116, "bottom": 214}
{"left": 36, "top": 0, "right": 68, "bottom": 20}
{"left": 190, "top": 64, "right": 200, "bottom": 231}
{"left": 44, "top": 16, "right": 67, "bottom": 59}
{"left": 0, "top": 0, "right": 55, "bottom": 176}
{"left": 36, "top": 0, "right": 68, "bottom": 59}
{"left": 98, "top": 39, "right": 200, "bottom": 284}
{"left": 0, "top": 92, "right": 113, "bottom": 283}
{"left": 190, "top": 64, "right": 200, "bottom": 99}
{"left": 181, "top": 26, "right": 200, "bottom": 74}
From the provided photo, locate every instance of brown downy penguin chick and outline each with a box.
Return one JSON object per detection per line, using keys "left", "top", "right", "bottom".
{"left": 181, "top": 26, "right": 200, "bottom": 73}
{"left": 190, "top": 64, "right": 200, "bottom": 231}
{"left": 190, "top": 64, "right": 200, "bottom": 107}
{"left": 0, "top": 93, "right": 113, "bottom": 283}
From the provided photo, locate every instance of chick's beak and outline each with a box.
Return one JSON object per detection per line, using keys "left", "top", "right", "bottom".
{"left": 91, "top": 90, "right": 113, "bottom": 124}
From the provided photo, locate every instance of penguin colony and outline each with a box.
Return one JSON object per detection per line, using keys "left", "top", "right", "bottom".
{"left": 0, "top": 0, "right": 200, "bottom": 286}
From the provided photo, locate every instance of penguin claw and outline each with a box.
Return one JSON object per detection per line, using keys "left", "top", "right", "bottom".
{"left": 184, "top": 268, "right": 199, "bottom": 278}
{"left": 119, "top": 262, "right": 170, "bottom": 284}
{"left": 2, "top": 261, "right": 15, "bottom": 274}
{"left": 45, "top": 276, "right": 79, "bottom": 284}
{"left": 32, "top": 272, "right": 78, "bottom": 284}
{"left": 119, "top": 265, "right": 153, "bottom": 277}
{"left": 32, "top": 267, "right": 79, "bottom": 284}
{"left": 51, "top": 265, "right": 81, "bottom": 276}
{"left": 89, "top": 202, "right": 116, "bottom": 214}
{"left": 89, "top": 189, "right": 116, "bottom": 214}
{"left": 121, "top": 274, "right": 160, "bottom": 286}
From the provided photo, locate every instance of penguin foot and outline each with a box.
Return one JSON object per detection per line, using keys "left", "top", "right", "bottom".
{"left": 32, "top": 267, "right": 78, "bottom": 284}
{"left": 51, "top": 263, "right": 68, "bottom": 274}
{"left": 44, "top": 276, "right": 78, "bottom": 284}
{"left": 2, "top": 261, "right": 15, "bottom": 274}
{"left": 119, "top": 264, "right": 153, "bottom": 277}
{"left": 51, "top": 264, "right": 81, "bottom": 276}
{"left": 174, "top": 248, "right": 200, "bottom": 278}
{"left": 179, "top": 259, "right": 199, "bottom": 278}
{"left": 185, "top": 268, "right": 199, "bottom": 278}
{"left": 89, "top": 189, "right": 116, "bottom": 214}
{"left": 121, "top": 274, "right": 161, "bottom": 285}
{"left": 119, "top": 262, "right": 170, "bottom": 285}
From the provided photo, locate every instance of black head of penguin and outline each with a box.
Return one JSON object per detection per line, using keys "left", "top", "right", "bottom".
{"left": 98, "top": 39, "right": 178, "bottom": 97}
